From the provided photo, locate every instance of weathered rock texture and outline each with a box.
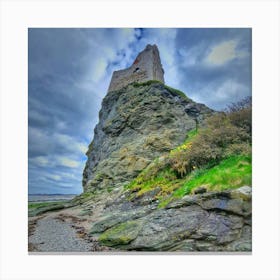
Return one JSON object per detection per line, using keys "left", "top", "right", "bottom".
{"left": 79, "top": 45, "right": 252, "bottom": 252}
{"left": 89, "top": 186, "right": 252, "bottom": 251}
{"left": 108, "top": 44, "right": 164, "bottom": 92}
{"left": 83, "top": 81, "right": 212, "bottom": 192}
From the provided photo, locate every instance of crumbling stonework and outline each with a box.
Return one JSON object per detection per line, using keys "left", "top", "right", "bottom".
{"left": 108, "top": 44, "right": 165, "bottom": 92}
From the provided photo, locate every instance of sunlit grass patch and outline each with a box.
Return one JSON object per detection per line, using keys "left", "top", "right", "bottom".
{"left": 173, "top": 155, "right": 252, "bottom": 197}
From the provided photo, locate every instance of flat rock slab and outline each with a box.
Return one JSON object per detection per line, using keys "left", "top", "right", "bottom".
{"left": 29, "top": 217, "right": 93, "bottom": 252}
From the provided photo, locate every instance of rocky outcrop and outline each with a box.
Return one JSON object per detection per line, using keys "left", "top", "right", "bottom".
{"left": 83, "top": 81, "right": 213, "bottom": 193}
{"left": 89, "top": 186, "right": 252, "bottom": 252}
{"left": 80, "top": 45, "right": 251, "bottom": 252}
{"left": 29, "top": 42, "right": 252, "bottom": 252}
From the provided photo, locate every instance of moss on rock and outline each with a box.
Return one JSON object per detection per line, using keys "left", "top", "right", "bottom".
{"left": 98, "top": 220, "right": 143, "bottom": 246}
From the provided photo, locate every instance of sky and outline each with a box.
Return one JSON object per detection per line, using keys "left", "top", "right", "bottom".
{"left": 28, "top": 28, "right": 252, "bottom": 194}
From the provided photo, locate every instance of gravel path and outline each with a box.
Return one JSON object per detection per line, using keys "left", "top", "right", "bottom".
{"left": 29, "top": 216, "right": 93, "bottom": 252}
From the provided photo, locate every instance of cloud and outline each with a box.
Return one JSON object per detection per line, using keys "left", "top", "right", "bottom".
{"left": 76, "top": 143, "right": 88, "bottom": 154}
{"left": 30, "top": 156, "right": 49, "bottom": 166}
{"left": 54, "top": 133, "right": 88, "bottom": 154}
{"left": 179, "top": 44, "right": 205, "bottom": 67}
{"left": 29, "top": 128, "right": 88, "bottom": 158}
{"left": 175, "top": 29, "right": 251, "bottom": 109}
{"left": 212, "top": 80, "right": 249, "bottom": 108}
{"left": 57, "top": 157, "right": 80, "bottom": 168}
{"left": 46, "top": 174, "right": 62, "bottom": 181}
{"left": 206, "top": 40, "right": 247, "bottom": 65}
{"left": 187, "top": 79, "right": 250, "bottom": 110}
{"left": 28, "top": 127, "right": 53, "bottom": 157}
{"left": 91, "top": 58, "right": 107, "bottom": 83}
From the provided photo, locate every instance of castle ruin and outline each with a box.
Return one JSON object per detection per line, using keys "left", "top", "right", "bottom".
{"left": 108, "top": 44, "right": 165, "bottom": 92}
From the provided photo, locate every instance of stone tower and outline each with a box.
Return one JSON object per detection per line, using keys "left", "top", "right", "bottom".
{"left": 108, "top": 44, "right": 165, "bottom": 92}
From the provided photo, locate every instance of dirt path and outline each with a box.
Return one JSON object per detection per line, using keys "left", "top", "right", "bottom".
{"left": 28, "top": 215, "right": 94, "bottom": 252}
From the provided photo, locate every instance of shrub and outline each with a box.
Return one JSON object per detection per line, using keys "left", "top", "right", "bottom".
{"left": 169, "top": 149, "right": 190, "bottom": 177}
{"left": 226, "top": 96, "right": 252, "bottom": 135}
{"left": 170, "top": 109, "right": 251, "bottom": 177}
{"left": 205, "top": 113, "right": 251, "bottom": 146}
{"left": 228, "top": 107, "right": 252, "bottom": 136}
{"left": 127, "top": 100, "right": 252, "bottom": 203}
{"left": 223, "top": 142, "right": 251, "bottom": 157}
{"left": 226, "top": 96, "right": 251, "bottom": 112}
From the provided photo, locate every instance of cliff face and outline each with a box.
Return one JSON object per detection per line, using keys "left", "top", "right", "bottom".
{"left": 83, "top": 81, "right": 213, "bottom": 193}
{"left": 79, "top": 41, "right": 252, "bottom": 252}
{"left": 79, "top": 81, "right": 251, "bottom": 252}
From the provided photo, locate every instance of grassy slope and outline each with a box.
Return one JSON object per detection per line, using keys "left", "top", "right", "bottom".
{"left": 174, "top": 155, "right": 252, "bottom": 196}
{"left": 126, "top": 129, "right": 198, "bottom": 197}
{"left": 127, "top": 128, "right": 252, "bottom": 208}
{"left": 132, "top": 80, "right": 191, "bottom": 102}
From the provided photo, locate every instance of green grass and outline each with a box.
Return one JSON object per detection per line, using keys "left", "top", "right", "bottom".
{"left": 126, "top": 120, "right": 251, "bottom": 209}
{"left": 131, "top": 80, "right": 191, "bottom": 102}
{"left": 132, "top": 80, "right": 163, "bottom": 87}
{"left": 185, "top": 128, "right": 198, "bottom": 140}
{"left": 126, "top": 128, "right": 199, "bottom": 201}
{"left": 127, "top": 167, "right": 179, "bottom": 196}
{"left": 173, "top": 155, "right": 252, "bottom": 198}
{"left": 163, "top": 84, "right": 191, "bottom": 102}
{"left": 28, "top": 200, "right": 67, "bottom": 217}
{"left": 170, "top": 128, "right": 198, "bottom": 154}
{"left": 98, "top": 220, "right": 143, "bottom": 246}
{"left": 28, "top": 201, "right": 65, "bottom": 209}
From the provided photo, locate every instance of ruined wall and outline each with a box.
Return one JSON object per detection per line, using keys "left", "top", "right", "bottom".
{"left": 108, "top": 44, "right": 164, "bottom": 92}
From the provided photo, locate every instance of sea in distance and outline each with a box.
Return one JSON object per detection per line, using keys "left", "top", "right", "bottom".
{"left": 28, "top": 194, "right": 77, "bottom": 202}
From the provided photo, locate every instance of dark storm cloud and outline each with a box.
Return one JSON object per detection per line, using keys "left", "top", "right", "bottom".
{"left": 28, "top": 29, "right": 89, "bottom": 79}
{"left": 174, "top": 28, "right": 251, "bottom": 110}
{"left": 28, "top": 28, "right": 141, "bottom": 194}
{"left": 28, "top": 29, "right": 101, "bottom": 193}
{"left": 28, "top": 28, "right": 251, "bottom": 194}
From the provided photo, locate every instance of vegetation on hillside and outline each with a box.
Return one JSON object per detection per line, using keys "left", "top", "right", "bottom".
{"left": 132, "top": 80, "right": 191, "bottom": 102}
{"left": 126, "top": 97, "right": 252, "bottom": 207}
{"left": 28, "top": 201, "right": 67, "bottom": 217}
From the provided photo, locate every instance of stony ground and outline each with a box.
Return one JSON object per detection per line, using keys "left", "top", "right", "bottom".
{"left": 29, "top": 216, "right": 93, "bottom": 252}
{"left": 28, "top": 209, "right": 113, "bottom": 253}
{"left": 28, "top": 186, "right": 252, "bottom": 252}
